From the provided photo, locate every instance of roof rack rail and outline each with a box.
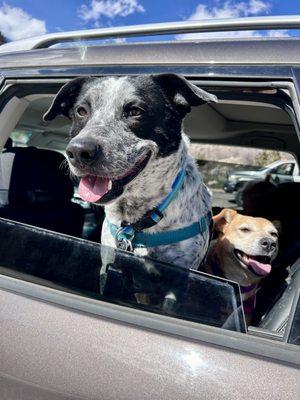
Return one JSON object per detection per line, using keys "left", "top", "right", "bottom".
{"left": 0, "top": 15, "right": 300, "bottom": 54}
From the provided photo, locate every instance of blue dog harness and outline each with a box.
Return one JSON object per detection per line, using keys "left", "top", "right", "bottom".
{"left": 106, "top": 168, "right": 212, "bottom": 252}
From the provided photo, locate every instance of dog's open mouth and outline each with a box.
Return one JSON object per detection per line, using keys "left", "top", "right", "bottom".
{"left": 78, "top": 151, "right": 151, "bottom": 203}
{"left": 234, "top": 249, "right": 272, "bottom": 276}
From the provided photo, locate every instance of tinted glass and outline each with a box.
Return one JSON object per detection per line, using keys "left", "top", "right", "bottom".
{"left": 288, "top": 293, "right": 300, "bottom": 346}
{"left": 0, "top": 218, "right": 246, "bottom": 332}
{"left": 189, "top": 143, "right": 295, "bottom": 210}
{"left": 271, "top": 163, "right": 294, "bottom": 175}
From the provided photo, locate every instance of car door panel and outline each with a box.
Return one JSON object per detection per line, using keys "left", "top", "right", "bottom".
{"left": 0, "top": 287, "right": 299, "bottom": 400}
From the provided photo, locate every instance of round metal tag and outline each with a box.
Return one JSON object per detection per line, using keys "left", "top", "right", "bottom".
{"left": 116, "top": 238, "right": 133, "bottom": 252}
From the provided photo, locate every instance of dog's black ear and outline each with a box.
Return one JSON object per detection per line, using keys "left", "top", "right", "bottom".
{"left": 43, "top": 77, "right": 91, "bottom": 121}
{"left": 213, "top": 208, "right": 237, "bottom": 233}
{"left": 152, "top": 73, "right": 217, "bottom": 117}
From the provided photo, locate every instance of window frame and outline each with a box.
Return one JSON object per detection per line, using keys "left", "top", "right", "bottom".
{"left": 0, "top": 69, "right": 300, "bottom": 366}
{"left": 270, "top": 162, "right": 295, "bottom": 175}
{"left": 284, "top": 267, "right": 300, "bottom": 345}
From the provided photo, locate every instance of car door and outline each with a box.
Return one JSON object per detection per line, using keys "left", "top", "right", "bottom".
{"left": 269, "top": 162, "right": 295, "bottom": 183}
{"left": 0, "top": 218, "right": 299, "bottom": 400}
{"left": 0, "top": 64, "right": 299, "bottom": 400}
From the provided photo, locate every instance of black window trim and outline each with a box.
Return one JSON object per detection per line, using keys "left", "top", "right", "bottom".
{"left": 284, "top": 261, "right": 300, "bottom": 344}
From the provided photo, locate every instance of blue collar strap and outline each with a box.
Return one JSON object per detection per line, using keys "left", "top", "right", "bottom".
{"left": 106, "top": 167, "right": 212, "bottom": 251}
{"left": 107, "top": 211, "right": 212, "bottom": 250}
{"left": 129, "top": 168, "right": 186, "bottom": 232}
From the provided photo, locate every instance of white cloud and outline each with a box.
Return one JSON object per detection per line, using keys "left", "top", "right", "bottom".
{"left": 246, "top": 0, "right": 269, "bottom": 14}
{"left": 186, "top": 0, "right": 270, "bottom": 20}
{"left": 177, "top": 0, "right": 289, "bottom": 40}
{"left": 112, "top": 37, "right": 127, "bottom": 43}
{"left": 78, "top": 0, "right": 144, "bottom": 24}
{"left": 0, "top": 3, "right": 46, "bottom": 41}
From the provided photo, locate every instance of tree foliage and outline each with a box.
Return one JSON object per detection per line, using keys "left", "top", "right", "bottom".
{"left": 254, "top": 150, "right": 280, "bottom": 167}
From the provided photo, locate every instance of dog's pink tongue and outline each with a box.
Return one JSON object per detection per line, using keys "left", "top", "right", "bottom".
{"left": 248, "top": 258, "right": 271, "bottom": 276}
{"left": 78, "top": 175, "right": 110, "bottom": 203}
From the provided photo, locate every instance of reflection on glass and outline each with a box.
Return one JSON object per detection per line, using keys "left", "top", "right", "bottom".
{"left": 0, "top": 218, "right": 246, "bottom": 333}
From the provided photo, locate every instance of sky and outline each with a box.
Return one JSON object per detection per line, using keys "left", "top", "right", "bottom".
{"left": 0, "top": 0, "right": 299, "bottom": 42}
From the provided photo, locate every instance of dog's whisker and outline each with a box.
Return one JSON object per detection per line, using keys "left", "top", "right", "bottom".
{"left": 59, "top": 158, "right": 69, "bottom": 172}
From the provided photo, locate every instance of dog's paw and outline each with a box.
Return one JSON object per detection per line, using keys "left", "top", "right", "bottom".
{"left": 144, "top": 260, "right": 160, "bottom": 278}
{"left": 162, "top": 291, "right": 177, "bottom": 313}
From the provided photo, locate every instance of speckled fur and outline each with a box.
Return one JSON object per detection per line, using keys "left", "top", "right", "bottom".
{"left": 102, "top": 135, "right": 212, "bottom": 269}
{"left": 44, "top": 74, "right": 216, "bottom": 269}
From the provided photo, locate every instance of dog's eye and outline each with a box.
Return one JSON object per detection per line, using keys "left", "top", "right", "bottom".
{"left": 270, "top": 231, "right": 278, "bottom": 238}
{"left": 76, "top": 106, "right": 88, "bottom": 117}
{"left": 125, "top": 106, "right": 144, "bottom": 118}
{"left": 240, "top": 227, "right": 251, "bottom": 233}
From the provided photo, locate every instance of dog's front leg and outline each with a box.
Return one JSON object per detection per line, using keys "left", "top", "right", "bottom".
{"left": 99, "top": 221, "right": 117, "bottom": 294}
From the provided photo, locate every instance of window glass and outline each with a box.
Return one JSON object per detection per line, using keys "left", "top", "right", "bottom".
{"left": 10, "top": 130, "right": 32, "bottom": 146}
{"left": 0, "top": 218, "right": 246, "bottom": 333}
{"left": 288, "top": 293, "right": 300, "bottom": 346}
{"left": 272, "top": 163, "right": 294, "bottom": 175}
{"left": 190, "top": 144, "right": 296, "bottom": 209}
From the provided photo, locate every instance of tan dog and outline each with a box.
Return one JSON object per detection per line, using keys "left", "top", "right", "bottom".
{"left": 205, "top": 209, "right": 280, "bottom": 324}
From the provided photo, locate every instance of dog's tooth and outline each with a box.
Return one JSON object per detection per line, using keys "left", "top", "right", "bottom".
{"left": 108, "top": 180, "right": 112, "bottom": 191}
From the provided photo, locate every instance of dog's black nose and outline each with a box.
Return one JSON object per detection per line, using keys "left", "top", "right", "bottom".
{"left": 259, "top": 237, "right": 276, "bottom": 252}
{"left": 66, "top": 140, "right": 101, "bottom": 165}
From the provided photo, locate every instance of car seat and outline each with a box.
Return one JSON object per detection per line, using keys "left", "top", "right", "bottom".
{"left": 0, "top": 145, "right": 84, "bottom": 237}
{"left": 251, "top": 182, "right": 300, "bottom": 325}
{"left": 258, "top": 261, "right": 300, "bottom": 335}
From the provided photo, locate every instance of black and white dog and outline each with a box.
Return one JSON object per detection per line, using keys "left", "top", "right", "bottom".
{"left": 44, "top": 74, "right": 217, "bottom": 270}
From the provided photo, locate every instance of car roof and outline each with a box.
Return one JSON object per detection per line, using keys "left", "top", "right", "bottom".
{"left": 0, "top": 38, "right": 300, "bottom": 70}
{"left": 1, "top": 16, "right": 300, "bottom": 68}
{"left": 264, "top": 159, "right": 296, "bottom": 169}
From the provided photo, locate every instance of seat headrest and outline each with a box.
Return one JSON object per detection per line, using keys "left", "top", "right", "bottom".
{"left": 265, "top": 182, "right": 300, "bottom": 219}
{"left": 0, "top": 152, "right": 15, "bottom": 205}
{"left": 0, "top": 146, "right": 74, "bottom": 206}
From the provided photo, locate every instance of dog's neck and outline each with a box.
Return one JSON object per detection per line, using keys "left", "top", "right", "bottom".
{"left": 104, "top": 137, "right": 188, "bottom": 225}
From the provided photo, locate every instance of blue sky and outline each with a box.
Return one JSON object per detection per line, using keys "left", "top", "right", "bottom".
{"left": 0, "top": 0, "right": 299, "bottom": 41}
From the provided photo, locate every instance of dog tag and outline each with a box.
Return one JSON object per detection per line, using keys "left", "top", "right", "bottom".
{"left": 116, "top": 238, "right": 133, "bottom": 252}
{"left": 115, "top": 226, "right": 134, "bottom": 252}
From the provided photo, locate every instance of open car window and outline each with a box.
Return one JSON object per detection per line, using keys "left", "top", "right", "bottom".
{"left": 0, "top": 218, "right": 246, "bottom": 333}
{"left": 0, "top": 78, "right": 300, "bottom": 345}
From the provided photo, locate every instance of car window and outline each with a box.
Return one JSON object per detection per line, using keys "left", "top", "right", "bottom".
{"left": 1, "top": 80, "right": 300, "bottom": 344}
{"left": 0, "top": 218, "right": 246, "bottom": 333}
{"left": 271, "top": 163, "right": 294, "bottom": 175}
{"left": 189, "top": 144, "right": 295, "bottom": 210}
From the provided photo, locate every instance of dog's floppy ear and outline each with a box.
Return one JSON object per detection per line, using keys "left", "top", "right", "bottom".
{"left": 152, "top": 73, "right": 217, "bottom": 117}
{"left": 272, "top": 220, "right": 281, "bottom": 234}
{"left": 213, "top": 208, "right": 237, "bottom": 233}
{"left": 43, "top": 77, "right": 91, "bottom": 121}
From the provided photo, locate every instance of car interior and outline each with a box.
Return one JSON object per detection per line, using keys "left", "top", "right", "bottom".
{"left": 0, "top": 80, "right": 299, "bottom": 340}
